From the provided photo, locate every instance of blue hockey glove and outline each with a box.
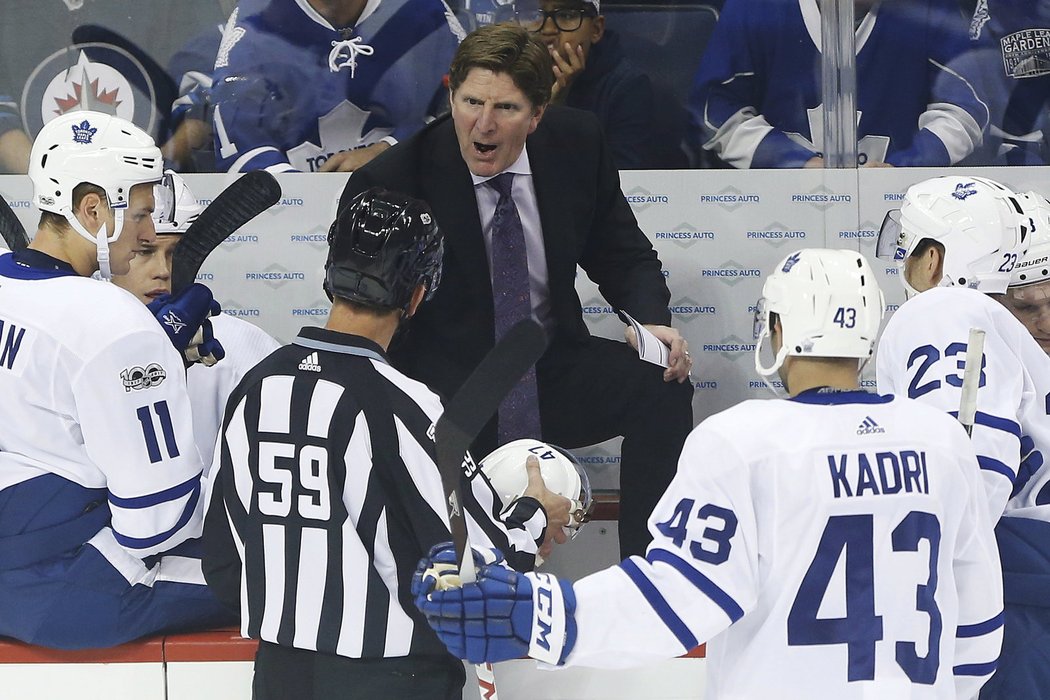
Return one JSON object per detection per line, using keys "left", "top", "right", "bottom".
{"left": 414, "top": 541, "right": 577, "bottom": 666}
{"left": 147, "top": 283, "right": 225, "bottom": 366}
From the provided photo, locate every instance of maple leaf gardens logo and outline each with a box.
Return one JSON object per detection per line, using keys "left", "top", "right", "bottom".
{"left": 71, "top": 119, "right": 97, "bottom": 144}
{"left": 952, "top": 182, "right": 978, "bottom": 201}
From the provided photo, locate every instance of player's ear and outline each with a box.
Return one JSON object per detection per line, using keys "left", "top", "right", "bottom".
{"left": 403, "top": 283, "right": 427, "bottom": 319}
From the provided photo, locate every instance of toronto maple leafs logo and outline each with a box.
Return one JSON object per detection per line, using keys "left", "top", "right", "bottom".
{"left": 162, "top": 310, "right": 186, "bottom": 335}
{"left": 71, "top": 119, "right": 97, "bottom": 144}
{"left": 952, "top": 182, "right": 979, "bottom": 201}
{"left": 782, "top": 252, "right": 801, "bottom": 273}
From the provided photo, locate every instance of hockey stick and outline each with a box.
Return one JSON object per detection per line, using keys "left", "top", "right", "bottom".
{"left": 958, "top": 327, "right": 986, "bottom": 437}
{"left": 0, "top": 194, "right": 30, "bottom": 252}
{"left": 435, "top": 317, "right": 548, "bottom": 700}
{"left": 170, "top": 170, "right": 281, "bottom": 294}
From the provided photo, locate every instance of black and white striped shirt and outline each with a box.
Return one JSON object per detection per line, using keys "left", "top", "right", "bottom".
{"left": 203, "top": 326, "right": 545, "bottom": 658}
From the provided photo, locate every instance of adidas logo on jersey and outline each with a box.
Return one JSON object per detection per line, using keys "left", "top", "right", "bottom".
{"left": 298, "top": 352, "right": 321, "bottom": 372}
{"left": 856, "top": 416, "right": 886, "bottom": 435}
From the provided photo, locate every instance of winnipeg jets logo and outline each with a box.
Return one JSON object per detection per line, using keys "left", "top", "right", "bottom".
{"left": 952, "top": 182, "right": 979, "bottom": 201}
{"left": 781, "top": 252, "right": 801, "bottom": 273}
{"left": 71, "top": 119, "right": 97, "bottom": 143}
{"left": 162, "top": 310, "right": 186, "bottom": 335}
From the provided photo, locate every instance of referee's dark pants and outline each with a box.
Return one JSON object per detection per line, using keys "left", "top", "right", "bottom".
{"left": 465, "top": 335, "right": 695, "bottom": 560}
{"left": 253, "top": 642, "right": 466, "bottom": 700}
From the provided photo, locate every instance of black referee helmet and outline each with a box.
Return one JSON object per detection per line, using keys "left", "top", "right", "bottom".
{"left": 324, "top": 187, "right": 443, "bottom": 311}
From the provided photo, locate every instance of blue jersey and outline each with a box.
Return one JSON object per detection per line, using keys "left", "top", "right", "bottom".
{"left": 965, "top": 0, "right": 1050, "bottom": 164}
{"left": 211, "top": 0, "right": 464, "bottom": 173}
{"left": 689, "top": 0, "right": 988, "bottom": 168}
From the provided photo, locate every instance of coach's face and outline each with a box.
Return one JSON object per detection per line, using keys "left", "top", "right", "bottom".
{"left": 450, "top": 67, "right": 545, "bottom": 178}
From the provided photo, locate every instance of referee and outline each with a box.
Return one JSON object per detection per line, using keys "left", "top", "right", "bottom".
{"left": 202, "top": 188, "right": 571, "bottom": 699}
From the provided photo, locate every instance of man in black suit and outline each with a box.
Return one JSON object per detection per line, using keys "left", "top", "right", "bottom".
{"left": 339, "top": 23, "right": 693, "bottom": 558}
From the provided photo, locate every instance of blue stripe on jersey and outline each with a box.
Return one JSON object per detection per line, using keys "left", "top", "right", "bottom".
{"left": 108, "top": 472, "right": 202, "bottom": 509}
{"left": 954, "top": 660, "right": 999, "bottom": 676}
{"left": 957, "top": 611, "right": 1005, "bottom": 638}
{"left": 977, "top": 456, "right": 1017, "bottom": 482}
{"left": 647, "top": 548, "right": 745, "bottom": 623}
{"left": 0, "top": 250, "right": 79, "bottom": 279}
{"left": 790, "top": 390, "right": 893, "bottom": 406}
{"left": 948, "top": 410, "right": 1023, "bottom": 439}
{"left": 619, "top": 557, "right": 698, "bottom": 651}
{"left": 112, "top": 481, "right": 201, "bottom": 550}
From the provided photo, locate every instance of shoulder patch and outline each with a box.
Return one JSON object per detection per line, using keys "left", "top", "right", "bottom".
{"left": 121, "top": 363, "right": 167, "bottom": 391}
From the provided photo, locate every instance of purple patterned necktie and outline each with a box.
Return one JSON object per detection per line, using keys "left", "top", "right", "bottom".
{"left": 487, "top": 172, "right": 541, "bottom": 443}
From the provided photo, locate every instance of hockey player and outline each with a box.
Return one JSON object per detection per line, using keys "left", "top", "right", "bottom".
{"left": 414, "top": 248, "right": 1004, "bottom": 699}
{"left": 874, "top": 175, "right": 1050, "bottom": 519}
{"left": 0, "top": 110, "right": 234, "bottom": 649}
{"left": 210, "top": 0, "right": 466, "bottom": 173}
{"left": 979, "top": 189, "right": 1050, "bottom": 700}
{"left": 203, "top": 187, "right": 571, "bottom": 699}
{"left": 999, "top": 190, "right": 1050, "bottom": 355}
{"left": 112, "top": 170, "right": 280, "bottom": 471}
{"left": 874, "top": 176, "right": 1050, "bottom": 699}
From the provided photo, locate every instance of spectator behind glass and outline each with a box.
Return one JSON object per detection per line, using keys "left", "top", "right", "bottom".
{"left": 0, "top": 90, "right": 30, "bottom": 173}
{"left": 210, "top": 0, "right": 465, "bottom": 173}
{"left": 340, "top": 23, "right": 695, "bottom": 560}
{"left": 688, "top": 0, "right": 989, "bottom": 168}
{"left": 960, "top": 0, "right": 1050, "bottom": 165}
{"left": 512, "top": 0, "right": 658, "bottom": 169}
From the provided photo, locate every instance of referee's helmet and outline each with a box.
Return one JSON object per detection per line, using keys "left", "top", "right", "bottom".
{"left": 325, "top": 187, "right": 443, "bottom": 312}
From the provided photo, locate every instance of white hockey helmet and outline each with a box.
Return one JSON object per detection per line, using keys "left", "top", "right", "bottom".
{"left": 1009, "top": 191, "right": 1050, "bottom": 288}
{"left": 875, "top": 175, "right": 1029, "bottom": 295}
{"left": 754, "top": 248, "right": 885, "bottom": 381}
{"left": 480, "top": 439, "right": 593, "bottom": 538}
{"left": 153, "top": 171, "right": 203, "bottom": 234}
{"left": 28, "top": 110, "right": 162, "bottom": 280}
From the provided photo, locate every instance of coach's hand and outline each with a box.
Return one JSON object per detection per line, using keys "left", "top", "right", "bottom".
{"left": 414, "top": 542, "right": 577, "bottom": 665}
{"left": 147, "top": 283, "right": 225, "bottom": 366}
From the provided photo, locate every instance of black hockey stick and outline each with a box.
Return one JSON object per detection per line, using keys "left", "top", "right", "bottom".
{"left": 434, "top": 317, "right": 547, "bottom": 699}
{"left": 170, "top": 170, "right": 282, "bottom": 294}
{"left": 0, "top": 195, "right": 30, "bottom": 252}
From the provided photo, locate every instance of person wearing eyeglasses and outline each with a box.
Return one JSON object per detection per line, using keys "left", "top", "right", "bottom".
{"left": 512, "top": 0, "right": 658, "bottom": 169}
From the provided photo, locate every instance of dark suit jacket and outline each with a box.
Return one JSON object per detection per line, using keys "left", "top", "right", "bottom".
{"left": 339, "top": 105, "right": 672, "bottom": 401}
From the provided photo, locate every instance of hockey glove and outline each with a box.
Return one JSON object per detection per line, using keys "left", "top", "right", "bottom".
{"left": 413, "top": 541, "right": 577, "bottom": 666}
{"left": 147, "top": 283, "right": 225, "bottom": 366}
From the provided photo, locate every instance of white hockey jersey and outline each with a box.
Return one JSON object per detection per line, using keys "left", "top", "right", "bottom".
{"left": 566, "top": 390, "right": 1003, "bottom": 700}
{"left": 0, "top": 253, "right": 205, "bottom": 558}
{"left": 187, "top": 312, "right": 279, "bottom": 473}
{"left": 876, "top": 287, "right": 1050, "bottom": 521}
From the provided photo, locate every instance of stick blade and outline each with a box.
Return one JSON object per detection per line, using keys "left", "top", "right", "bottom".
{"left": 170, "top": 171, "right": 282, "bottom": 293}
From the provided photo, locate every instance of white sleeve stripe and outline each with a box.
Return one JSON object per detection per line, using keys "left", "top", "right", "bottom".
{"left": 227, "top": 146, "right": 285, "bottom": 173}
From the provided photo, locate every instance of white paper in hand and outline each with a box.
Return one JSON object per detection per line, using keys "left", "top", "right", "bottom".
{"left": 622, "top": 311, "right": 670, "bottom": 368}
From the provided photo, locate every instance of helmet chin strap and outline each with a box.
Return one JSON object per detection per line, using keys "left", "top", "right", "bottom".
{"left": 754, "top": 330, "right": 789, "bottom": 398}
{"left": 61, "top": 207, "right": 125, "bottom": 282}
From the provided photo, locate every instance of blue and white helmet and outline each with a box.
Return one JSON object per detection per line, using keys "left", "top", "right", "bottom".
{"left": 1009, "top": 191, "right": 1050, "bottom": 288}
{"left": 876, "top": 175, "right": 1028, "bottom": 295}
{"left": 754, "top": 248, "right": 884, "bottom": 381}
{"left": 28, "top": 110, "right": 162, "bottom": 280}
